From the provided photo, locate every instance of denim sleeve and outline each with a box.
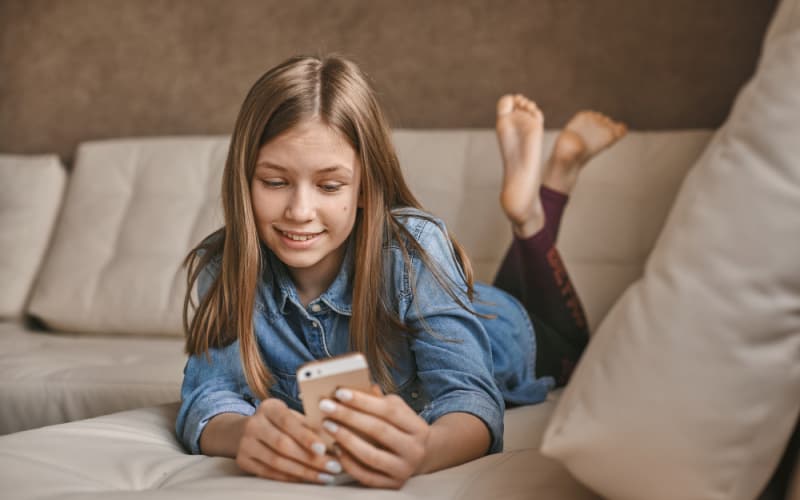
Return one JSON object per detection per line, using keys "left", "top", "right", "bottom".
{"left": 402, "top": 219, "right": 505, "bottom": 454}
{"left": 175, "top": 259, "right": 256, "bottom": 454}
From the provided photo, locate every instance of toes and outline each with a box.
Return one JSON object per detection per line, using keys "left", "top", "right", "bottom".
{"left": 519, "top": 95, "right": 543, "bottom": 120}
{"left": 497, "top": 95, "right": 515, "bottom": 116}
{"left": 498, "top": 94, "right": 543, "bottom": 123}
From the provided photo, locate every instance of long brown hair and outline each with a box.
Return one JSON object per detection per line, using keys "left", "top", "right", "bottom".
{"left": 183, "top": 55, "right": 477, "bottom": 399}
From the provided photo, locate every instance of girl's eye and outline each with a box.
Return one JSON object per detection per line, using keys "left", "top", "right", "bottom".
{"left": 261, "top": 180, "right": 286, "bottom": 188}
{"left": 320, "top": 183, "right": 343, "bottom": 193}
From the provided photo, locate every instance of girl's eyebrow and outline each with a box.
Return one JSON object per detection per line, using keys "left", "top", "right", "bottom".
{"left": 255, "top": 161, "right": 352, "bottom": 175}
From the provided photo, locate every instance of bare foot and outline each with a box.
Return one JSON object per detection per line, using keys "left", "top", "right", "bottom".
{"left": 544, "top": 111, "right": 627, "bottom": 194}
{"left": 496, "top": 94, "right": 546, "bottom": 239}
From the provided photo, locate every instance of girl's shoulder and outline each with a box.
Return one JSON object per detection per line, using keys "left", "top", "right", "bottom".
{"left": 386, "top": 207, "right": 468, "bottom": 296}
{"left": 389, "top": 207, "right": 449, "bottom": 242}
{"left": 387, "top": 207, "right": 456, "bottom": 263}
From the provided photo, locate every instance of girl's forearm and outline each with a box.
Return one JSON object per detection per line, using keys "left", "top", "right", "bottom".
{"left": 198, "top": 413, "right": 248, "bottom": 457}
{"left": 417, "top": 412, "right": 491, "bottom": 474}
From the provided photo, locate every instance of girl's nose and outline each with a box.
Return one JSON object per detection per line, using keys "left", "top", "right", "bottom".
{"left": 285, "top": 187, "right": 314, "bottom": 221}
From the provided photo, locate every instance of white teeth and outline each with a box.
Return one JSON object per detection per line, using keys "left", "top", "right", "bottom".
{"left": 282, "top": 231, "right": 318, "bottom": 241}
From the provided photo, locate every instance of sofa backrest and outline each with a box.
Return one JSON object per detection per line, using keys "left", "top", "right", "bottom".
{"left": 0, "top": 155, "right": 66, "bottom": 319}
{"left": 26, "top": 130, "right": 713, "bottom": 336}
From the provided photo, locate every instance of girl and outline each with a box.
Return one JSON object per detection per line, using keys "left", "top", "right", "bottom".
{"left": 176, "top": 55, "right": 625, "bottom": 489}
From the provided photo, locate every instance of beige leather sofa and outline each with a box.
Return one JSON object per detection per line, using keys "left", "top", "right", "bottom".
{"left": 2, "top": 128, "right": 715, "bottom": 436}
{"left": 0, "top": 130, "right": 710, "bottom": 437}
{"left": 0, "top": 130, "right": 709, "bottom": 499}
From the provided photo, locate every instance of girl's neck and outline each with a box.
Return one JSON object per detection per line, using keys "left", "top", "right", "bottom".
{"left": 287, "top": 243, "right": 348, "bottom": 307}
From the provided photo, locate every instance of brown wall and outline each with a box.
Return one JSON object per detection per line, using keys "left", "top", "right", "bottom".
{"left": 0, "top": 0, "right": 778, "bottom": 163}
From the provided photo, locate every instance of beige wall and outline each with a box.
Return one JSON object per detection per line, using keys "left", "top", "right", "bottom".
{"left": 0, "top": 0, "right": 778, "bottom": 163}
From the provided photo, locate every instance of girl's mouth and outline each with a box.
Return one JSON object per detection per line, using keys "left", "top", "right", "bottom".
{"left": 277, "top": 229, "right": 324, "bottom": 244}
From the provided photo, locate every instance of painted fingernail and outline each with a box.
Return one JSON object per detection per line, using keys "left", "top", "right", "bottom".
{"left": 311, "top": 442, "right": 326, "bottom": 456}
{"left": 318, "top": 472, "right": 335, "bottom": 484}
{"left": 335, "top": 388, "right": 353, "bottom": 401}
{"left": 325, "top": 460, "right": 342, "bottom": 474}
{"left": 319, "top": 399, "right": 336, "bottom": 413}
{"left": 322, "top": 419, "right": 338, "bottom": 433}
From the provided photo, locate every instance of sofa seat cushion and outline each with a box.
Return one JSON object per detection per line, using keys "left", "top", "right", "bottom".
{"left": 0, "top": 322, "right": 185, "bottom": 434}
{"left": 0, "top": 392, "right": 599, "bottom": 500}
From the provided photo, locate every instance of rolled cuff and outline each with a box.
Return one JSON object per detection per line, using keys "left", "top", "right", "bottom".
{"left": 419, "top": 389, "right": 504, "bottom": 454}
{"left": 177, "top": 395, "right": 256, "bottom": 454}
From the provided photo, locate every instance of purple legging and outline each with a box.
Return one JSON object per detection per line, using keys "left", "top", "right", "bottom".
{"left": 493, "top": 186, "right": 589, "bottom": 386}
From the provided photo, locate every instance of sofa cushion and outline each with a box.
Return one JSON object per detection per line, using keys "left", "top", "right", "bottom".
{"left": 540, "top": 0, "right": 800, "bottom": 498}
{"left": 0, "top": 394, "right": 601, "bottom": 500}
{"left": 0, "top": 322, "right": 185, "bottom": 434}
{"left": 0, "top": 154, "right": 66, "bottom": 319}
{"left": 27, "top": 137, "right": 229, "bottom": 336}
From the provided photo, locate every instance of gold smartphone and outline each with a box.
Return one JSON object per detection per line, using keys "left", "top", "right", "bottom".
{"left": 296, "top": 352, "right": 372, "bottom": 450}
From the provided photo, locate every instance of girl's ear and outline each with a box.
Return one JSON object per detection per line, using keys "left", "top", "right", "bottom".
{"left": 357, "top": 187, "right": 364, "bottom": 208}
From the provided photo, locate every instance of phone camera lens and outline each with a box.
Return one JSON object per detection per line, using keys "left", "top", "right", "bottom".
{"left": 304, "top": 370, "right": 312, "bottom": 378}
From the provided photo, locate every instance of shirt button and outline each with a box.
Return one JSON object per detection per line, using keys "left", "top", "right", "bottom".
{"left": 311, "top": 321, "right": 319, "bottom": 328}
{"left": 310, "top": 303, "right": 322, "bottom": 313}
{"left": 411, "top": 392, "right": 419, "bottom": 399}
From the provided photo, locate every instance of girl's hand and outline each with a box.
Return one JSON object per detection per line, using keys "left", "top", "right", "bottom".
{"left": 235, "top": 398, "right": 344, "bottom": 484}
{"left": 319, "top": 385, "right": 431, "bottom": 489}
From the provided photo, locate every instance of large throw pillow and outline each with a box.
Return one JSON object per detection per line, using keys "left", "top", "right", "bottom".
{"left": 540, "top": 0, "right": 800, "bottom": 499}
{"left": 27, "top": 138, "right": 228, "bottom": 336}
{"left": 0, "top": 155, "right": 66, "bottom": 319}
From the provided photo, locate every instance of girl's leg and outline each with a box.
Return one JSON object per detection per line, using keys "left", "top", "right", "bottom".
{"left": 493, "top": 95, "right": 626, "bottom": 385}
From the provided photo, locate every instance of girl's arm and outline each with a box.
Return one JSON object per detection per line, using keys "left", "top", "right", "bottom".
{"left": 320, "top": 215, "right": 506, "bottom": 488}
{"left": 199, "top": 412, "right": 247, "bottom": 457}
{"left": 419, "top": 412, "right": 490, "bottom": 473}
{"left": 403, "top": 219, "right": 506, "bottom": 453}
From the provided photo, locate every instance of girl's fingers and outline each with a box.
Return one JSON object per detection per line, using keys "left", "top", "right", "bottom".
{"left": 331, "top": 389, "right": 427, "bottom": 436}
{"left": 336, "top": 448, "right": 405, "bottom": 489}
{"left": 247, "top": 400, "right": 342, "bottom": 481}
{"left": 321, "top": 414, "right": 412, "bottom": 479}
{"left": 237, "top": 439, "right": 317, "bottom": 483}
{"left": 320, "top": 391, "right": 430, "bottom": 483}
{"left": 320, "top": 397, "right": 409, "bottom": 454}
{"left": 261, "top": 400, "right": 328, "bottom": 460}
{"left": 237, "top": 455, "right": 300, "bottom": 483}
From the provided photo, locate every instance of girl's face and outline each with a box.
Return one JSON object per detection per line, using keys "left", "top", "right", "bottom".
{"left": 252, "top": 119, "right": 361, "bottom": 291}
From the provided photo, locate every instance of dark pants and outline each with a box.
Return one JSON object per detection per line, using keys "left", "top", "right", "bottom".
{"left": 492, "top": 187, "right": 589, "bottom": 386}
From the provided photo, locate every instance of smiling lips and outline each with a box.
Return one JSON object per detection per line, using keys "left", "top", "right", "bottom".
{"left": 278, "top": 228, "right": 324, "bottom": 242}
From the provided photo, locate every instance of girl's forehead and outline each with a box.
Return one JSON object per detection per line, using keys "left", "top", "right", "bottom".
{"left": 255, "top": 119, "right": 359, "bottom": 173}
{"left": 264, "top": 119, "right": 352, "bottom": 151}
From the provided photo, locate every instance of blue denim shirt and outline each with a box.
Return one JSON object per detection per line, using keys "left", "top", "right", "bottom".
{"left": 176, "top": 208, "right": 554, "bottom": 456}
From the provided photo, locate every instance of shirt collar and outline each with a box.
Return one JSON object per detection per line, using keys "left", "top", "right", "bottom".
{"left": 264, "top": 238, "right": 354, "bottom": 317}
{"left": 318, "top": 237, "right": 354, "bottom": 316}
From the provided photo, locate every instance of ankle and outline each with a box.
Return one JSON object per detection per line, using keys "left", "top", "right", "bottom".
{"left": 511, "top": 210, "right": 546, "bottom": 239}
{"left": 543, "top": 163, "right": 579, "bottom": 195}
